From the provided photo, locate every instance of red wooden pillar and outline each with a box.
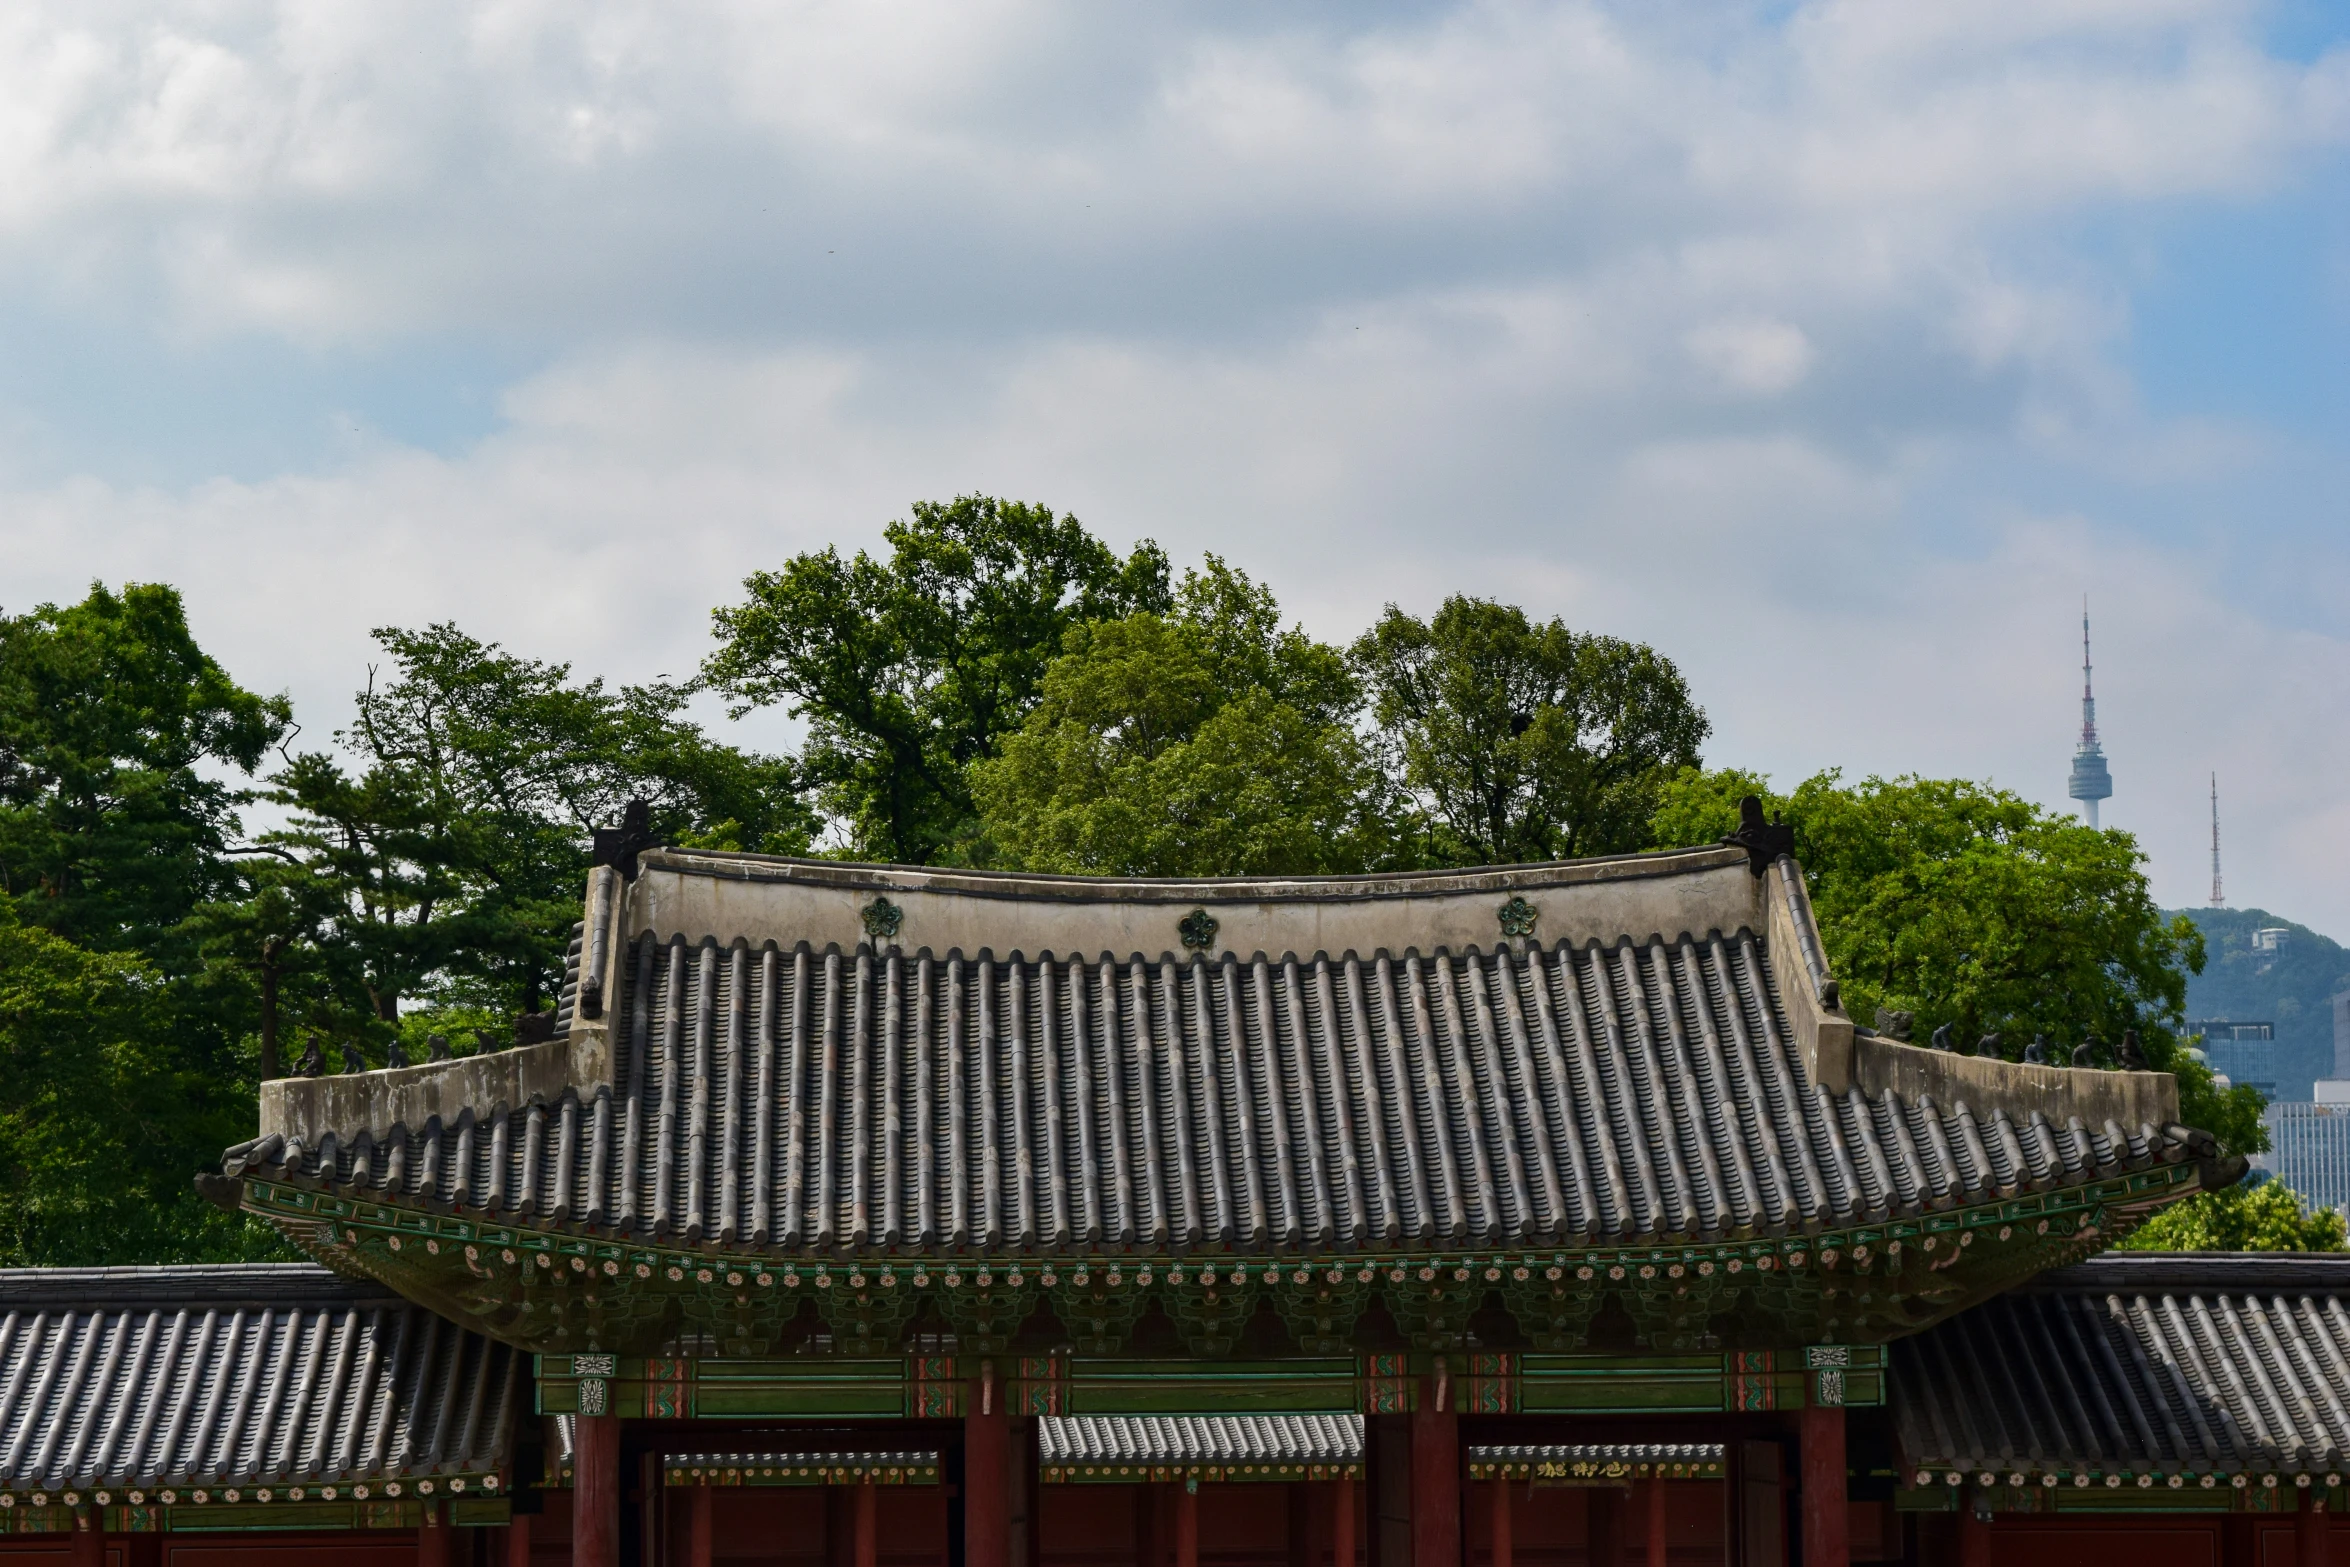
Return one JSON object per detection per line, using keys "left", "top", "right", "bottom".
{"left": 1332, "top": 1474, "right": 1356, "bottom": 1567}
{"left": 1798, "top": 1404, "right": 1846, "bottom": 1567}
{"left": 2302, "top": 1483, "right": 2331, "bottom": 1567}
{"left": 1646, "top": 1476, "right": 1667, "bottom": 1567}
{"left": 419, "top": 1499, "right": 451, "bottom": 1567}
{"left": 967, "top": 1368, "right": 1010, "bottom": 1567}
{"left": 855, "top": 1480, "right": 878, "bottom": 1567}
{"left": 1589, "top": 1488, "right": 1622, "bottom": 1567}
{"left": 1411, "top": 1370, "right": 1459, "bottom": 1567}
{"left": 1176, "top": 1481, "right": 1199, "bottom": 1567}
{"left": 689, "top": 1484, "right": 714, "bottom": 1567}
{"left": 70, "top": 1506, "right": 103, "bottom": 1567}
{"left": 1955, "top": 1495, "right": 1990, "bottom": 1567}
{"left": 1488, "top": 1476, "right": 1511, "bottom": 1567}
{"left": 1137, "top": 1485, "right": 1166, "bottom": 1567}
{"left": 573, "top": 1413, "right": 623, "bottom": 1567}
{"left": 506, "top": 1510, "right": 533, "bottom": 1567}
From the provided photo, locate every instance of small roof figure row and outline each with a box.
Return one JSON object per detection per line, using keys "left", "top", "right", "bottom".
{"left": 1873, "top": 1009, "right": 2151, "bottom": 1071}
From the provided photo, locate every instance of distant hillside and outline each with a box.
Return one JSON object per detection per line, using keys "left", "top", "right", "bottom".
{"left": 2173, "top": 908, "right": 2350, "bottom": 1102}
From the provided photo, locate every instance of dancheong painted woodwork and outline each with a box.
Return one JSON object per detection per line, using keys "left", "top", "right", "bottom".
{"left": 660, "top": 1454, "right": 940, "bottom": 1488}
{"left": 1465, "top": 1445, "right": 1727, "bottom": 1485}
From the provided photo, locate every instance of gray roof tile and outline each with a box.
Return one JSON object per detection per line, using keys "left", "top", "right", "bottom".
{"left": 0, "top": 1269, "right": 522, "bottom": 1493}
{"left": 228, "top": 931, "right": 2185, "bottom": 1253}
{"left": 1893, "top": 1251, "right": 2350, "bottom": 1477}
{"left": 1039, "top": 1415, "right": 1360, "bottom": 1468}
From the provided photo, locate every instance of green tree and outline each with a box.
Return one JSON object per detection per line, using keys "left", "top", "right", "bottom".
{"left": 259, "top": 749, "right": 469, "bottom": 1036}
{"left": 0, "top": 584, "right": 295, "bottom": 1261}
{"left": 0, "top": 583, "right": 289, "bottom": 956}
{"left": 703, "top": 497, "right": 1170, "bottom": 863}
{"left": 182, "top": 864, "right": 336, "bottom": 1082}
{"left": 263, "top": 624, "right": 814, "bottom": 1052}
{"left": 1647, "top": 767, "right": 2260, "bottom": 1154}
{"left": 1354, "top": 597, "right": 1708, "bottom": 866}
{"left": 2119, "top": 1177, "right": 2346, "bottom": 1252}
{"left": 0, "top": 897, "right": 287, "bottom": 1264}
{"left": 972, "top": 559, "right": 1391, "bottom": 876}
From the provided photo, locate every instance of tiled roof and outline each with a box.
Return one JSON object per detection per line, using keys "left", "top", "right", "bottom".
{"left": 0, "top": 1265, "right": 524, "bottom": 1495}
{"left": 225, "top": 929, "right": 2187, "bottom": 1255}
{"left": 1039, "top": 1415, "right": 1361, "bottom": 1469}
{"left": 1892, "top": 1251, "right": 2350, "bottom": 1480}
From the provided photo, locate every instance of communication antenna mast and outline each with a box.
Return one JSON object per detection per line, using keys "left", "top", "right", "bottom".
{"left": 2067, "top": 599, "right": 2114, "bottom": 828}
{"left": 2210, "top": 774, "right": 2223, "bottom": 908}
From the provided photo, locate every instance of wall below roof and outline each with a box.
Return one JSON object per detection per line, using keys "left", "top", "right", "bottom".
{"left": 259, "top": 1039, "right": 575, "bottom": 1145}
{"left": 618, "top": 845, "right": 1768, "bottom": 963}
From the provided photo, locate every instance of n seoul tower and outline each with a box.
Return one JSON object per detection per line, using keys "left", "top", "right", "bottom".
{"left": 2067, "top": 600, "right": 2114, "bottom": 828}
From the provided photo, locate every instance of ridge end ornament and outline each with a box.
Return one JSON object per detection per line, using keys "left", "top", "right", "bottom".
{"left": 861, "top": 896, "right": 904, "bottom": 942}
{"left": 1177, "top": 908, "right": 1220, "bottom": 953}
{"left": 1721, "top": 794, "right": 1795, "bottom": 875}
{"left": 1497, "top": 896, "right": 1539, "bottom": 940}
{"left": 591, "top": 797, "right": 658, "bottom": 881}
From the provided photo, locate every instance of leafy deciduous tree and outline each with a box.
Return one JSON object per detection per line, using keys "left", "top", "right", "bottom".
{"left": 2119, "top": 1177, "right": 2346, "bottom": 1252}
{"left": 704, "top": 496, "right": 1170, "bottom": 863}
{"left": 972, "top": 559, "right": 1392, "bottom": 876}
{"left": 256, "top": 623, "right": 815, "bottom": 1057}
{"left": 0, "top": 897, "right": 287, "bottom": 1264}
{"left": 0, "top": 583, "right": 289, "bottom": 958}
{"left": 1355, "top": 596, "right": 1707, "bottom": 866}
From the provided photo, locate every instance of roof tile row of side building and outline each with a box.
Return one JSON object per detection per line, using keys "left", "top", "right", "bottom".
{"left": 10, "top": 1255, "right": 2350, "bottom": 1494}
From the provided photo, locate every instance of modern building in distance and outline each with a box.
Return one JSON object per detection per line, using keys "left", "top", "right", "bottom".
{"left": 2066, "top": 603, "right": 2113, "bottom": 828}
{"left": 2195, "top": 1020, "right": 2276, "bottom": 1099}
{"left": 2261, "top": 993, "right": 2350, "bottom": 1214}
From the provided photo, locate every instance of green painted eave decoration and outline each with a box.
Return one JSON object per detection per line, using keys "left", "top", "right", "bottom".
{"left": 244, "top": 1161, "right": 2201, "bottom": 1360}
{"left": 530, "top": 1345, "right": 1881, "bottom": 1420}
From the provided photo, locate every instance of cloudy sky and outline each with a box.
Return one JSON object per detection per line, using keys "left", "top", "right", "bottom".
{"left": 5, "top": 0, "right": 2348, "bottom": 934}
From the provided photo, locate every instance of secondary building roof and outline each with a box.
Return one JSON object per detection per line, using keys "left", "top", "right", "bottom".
{"left": 1039, "top": 1415, "right": 1361, "bottom": 1481}
{"left": 0, "top": 1264, "right": 523, "bottom": 1505}
{"left": 1892, "top": 1251, "right": 2350, "bottom": 1484}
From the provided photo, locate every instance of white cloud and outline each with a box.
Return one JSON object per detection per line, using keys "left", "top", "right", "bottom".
{"left": 0, "top": 0, "right": 2346, "bottom": 935}
{"left": 1683, "top": 317, "right": 1816, "bottom": 395}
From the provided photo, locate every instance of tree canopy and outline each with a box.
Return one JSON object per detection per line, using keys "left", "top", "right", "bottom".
{"left": 1355, "top": 596, "right": 1707, "bottom": 865}
{"left": 249, "top": 623, "right": 812, "bottom": 1064}
{"left": 704, "top": 497, "right": 1169, "bottom": 863}
{"left": 2119, "top": 1177, "right": 2346, "bottom": 1252}
{"left": 971, "top": 559, "right": 1392, "bottom": 876}
{"left": 0, "top": 583, "right": 289, "bottom": 956}
{"left": 0, "top": 890, "right": 268, "bottom": 1264}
